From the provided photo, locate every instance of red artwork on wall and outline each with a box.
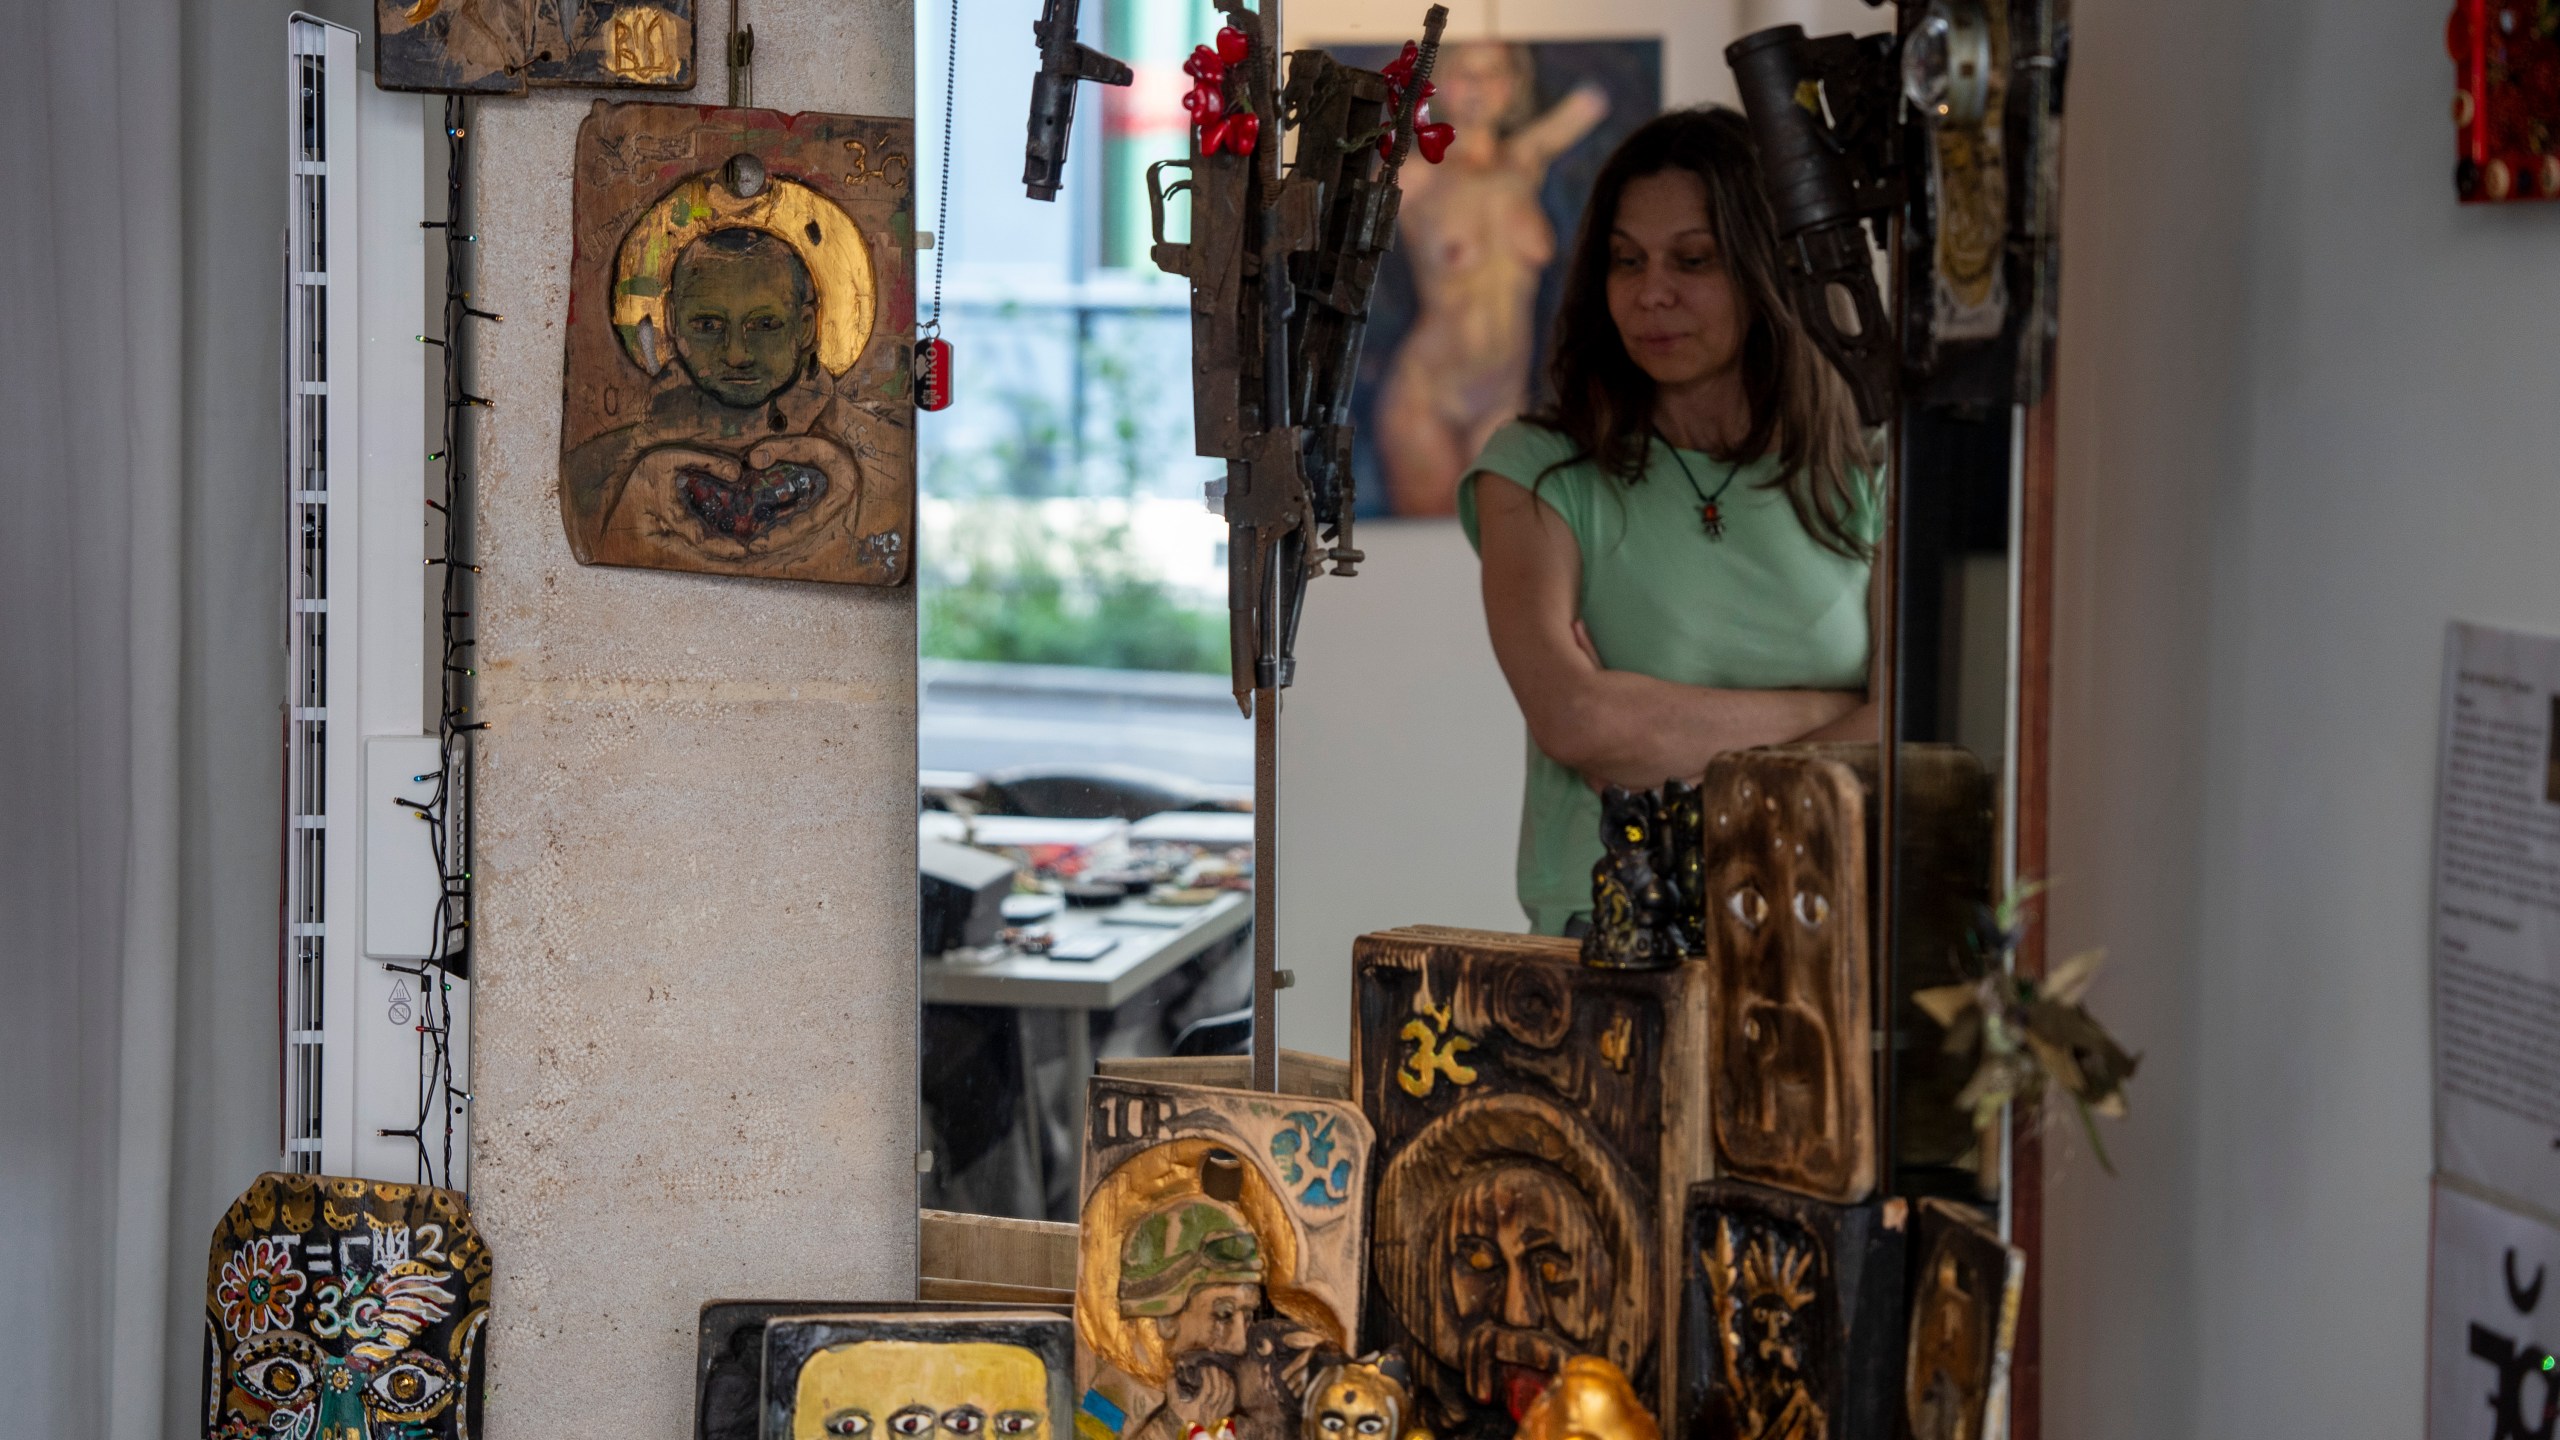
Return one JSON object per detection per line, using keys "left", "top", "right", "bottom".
{"left": 2450, "top": 1, "right": 2560, "bottom": 201}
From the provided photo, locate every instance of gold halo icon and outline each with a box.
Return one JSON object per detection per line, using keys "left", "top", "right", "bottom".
{"left": 1076, "top": 1138, "right": 1343, "bottom": 1388}
{"left": 611, "top": 166, "right": 876, "bottom": 380}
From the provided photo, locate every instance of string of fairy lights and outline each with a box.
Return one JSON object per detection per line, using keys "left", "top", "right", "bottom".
{"left": 382, "top": 96, "right": 490, "bottom": 1191}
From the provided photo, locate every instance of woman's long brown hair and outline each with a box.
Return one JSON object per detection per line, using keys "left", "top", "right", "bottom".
{"left": 1528, "top": 106, "right": 1874, "bottom": 559}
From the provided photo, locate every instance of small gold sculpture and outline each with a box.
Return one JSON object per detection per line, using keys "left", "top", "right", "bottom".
{"left": 1511, "top": 1356, "right": 1658, "bottom": 1440}
{"left": 1302, "top": 1355, "right": 1427, "bottom": 1440}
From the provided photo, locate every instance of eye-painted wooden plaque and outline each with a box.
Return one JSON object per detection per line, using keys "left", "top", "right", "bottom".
{"left": 759, "top": 1311, "right": 1077, "bottom": 1440}
{"left": 1898, "top": 1201, "right": 2022, "bottom": 1440}
{"left": 200, "top": 1172, "right": 493, "bottom": 1440}
{"left": 562, "top": 101, "right": 917, "bottom": 586}
{"left": 699, "top": 1300, "right": 1071, "bottom": 1440}
{"left": 1698, "top": 744, "right": 1991, "bottom": 1202}
{"left": 376, "top": 0, "right": 533, "bottom": 94}
{"left": 1698, "top": 750, "right": 1877, "bottom": 1203}
{"left": 1677, "top": 1179, "right": 1904, "bottom": 1440}
{"left": 1075, "top": 1076, "right": 1375, "bottom": 1440}
{"left": 528, "top": 0, "right": 696, "bottom": 88}
{"left": 1351, "top": 927, "right": 1713, "bottom": 1440}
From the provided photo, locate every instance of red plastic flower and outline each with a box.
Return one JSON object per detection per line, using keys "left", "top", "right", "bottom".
{"left": 1216, "top": 25, "right": 1251, "bottom": 64}
{"left": 215, "top": 1237, "right": 307, "bottom": 1337}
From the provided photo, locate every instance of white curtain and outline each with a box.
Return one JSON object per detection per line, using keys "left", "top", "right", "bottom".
{"left": 1, "top": 0, "right": 296, "bottom": 1433}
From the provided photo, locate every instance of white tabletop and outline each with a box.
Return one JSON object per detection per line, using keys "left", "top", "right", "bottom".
{"left": 920, "top": 889, "right": 1252, "bottom": 1011}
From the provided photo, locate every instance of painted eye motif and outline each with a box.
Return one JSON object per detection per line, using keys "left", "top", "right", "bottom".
{"left": 826, "top": 1411, "right": 873, "bottom": 1437}
{"left": 366, "top": 1356, "right": 454, "bottom": 1419}
{"left": 1727, "top": 887, "right": 1769, "bottom": 930}
{"left": 1793, "top": 890, "right": 1830, "bottom": 929}
{"left": 892, "top": 1406, "right": 938, "bottom": 1436}
{"left": 943, "top": 1407, "right": 987, "bottom": 1435}
{"left": 1356, "top": 1418, "right": 1387, "bottom": 1435}
{"left": 993, "top": 1412, "right": 1041, "bottom": 1437}
{"left": 238, "top": 1355, "right": 313, "bottom": 1403}
{"left": 1321, "top": 1417, "right": 1349, "bottom": 1434}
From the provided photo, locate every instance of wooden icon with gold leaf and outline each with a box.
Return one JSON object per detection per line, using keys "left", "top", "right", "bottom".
{"left": 561, "top": 101, "right": 916, "bottom": 586}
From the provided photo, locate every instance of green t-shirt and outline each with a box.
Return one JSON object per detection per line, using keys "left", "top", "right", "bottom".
{"left": 1459, "top": 420, "right": 1880, "bottom": 935}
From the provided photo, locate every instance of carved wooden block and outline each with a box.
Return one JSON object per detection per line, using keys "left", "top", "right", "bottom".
{"left": 562, "top": 102, "right": 915, "bottom": 586}
{"left": 1676, "top": 1179, "right": 1905, "bottom": 1440}
{"left": 201, "top": 1173, "right": 492, "bottom": 1440}
{"left": 376, "top": 0, "right": 533, "bottom": 94}
{"left": 1698, "top": 744, "right": 1991, "bottom": 1202}
{"left": 1898, "top": 1201, "right": 2023, "bottom": 1440}
{"left": 759, "top": 1311, "right": 1077, "bottom": 1440}
{"left": 1075, "top": 1077, "right": 1375, "bottom": 1440}
{"left": 1352, "top": 927, "right": 1713, "bottom": 1440}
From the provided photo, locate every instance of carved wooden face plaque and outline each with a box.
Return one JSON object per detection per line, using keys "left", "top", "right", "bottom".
{"left": 1076, "top": 1077, "right": 1374, "bottom": 1440}
{"left": 561, "top": 102, "right": 915, "bottom": 586}
{"left": 200, "top": 1173, "right": 492, "bottom": 1440}
{"left": 376, "top": 0, "right": 697, "bottom": 93}
{"left": 759, "top": 1312, "right": 1075, "bottom": 1440}
{"left": 1700, "top": 751, "right": 1875, "bottom": 1202}
{"left": 1678, "top": 1181, "right": 1903, "bottom": 1440}
{"left": 1899, "top": 1201, "right": 2021, "bottom": 1440}
{"left": 1354, "top": 928, "right": 1709, "bottom": 1440}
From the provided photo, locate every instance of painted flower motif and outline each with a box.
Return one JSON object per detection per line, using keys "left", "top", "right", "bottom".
{"left": 215, "top": 1236, "right": 307, "bottom": 1337}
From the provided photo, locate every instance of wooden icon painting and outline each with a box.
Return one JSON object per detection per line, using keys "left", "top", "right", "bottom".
{"left": 561, "top": 102, "right": 916, "bottom": 585}
{"left": 759, "top": 1311, "right": 1076, "bottom": 1440}
{"left": 1698, "top": 749, "right": 1879, "bottom": 1202}
{"left": 1075, "top": 1076, "right": 1375, "bottom": 1440}
{"left": 1899, "top": 1201, "right": 2023, "bottom": 1440}
{"left": 1352, "top": 927, "right": 1713, "bottom": 1440}
{"left": 377, "top": 1, "right": 695, "bottom": 92}
{"left": 528, "top": 0, "right": 695, "bottom": 88}
{"left": 376, "top": 0, "right": 533, "bottom": 93}
{"left": 201, "top": 1173, "right": 493, "bottom": 1440}
{"left": 1677, "top": 1180, "right": 1904, "bottom": 1440}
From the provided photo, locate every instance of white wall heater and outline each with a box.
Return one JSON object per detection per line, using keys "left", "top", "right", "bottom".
{"left": 283, "top": 14, "right": 471, "bottom": 1188}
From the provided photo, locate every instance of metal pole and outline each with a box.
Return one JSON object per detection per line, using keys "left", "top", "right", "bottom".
{"left": 1252, "top": 689, "right": 1279, "bottom": 1091}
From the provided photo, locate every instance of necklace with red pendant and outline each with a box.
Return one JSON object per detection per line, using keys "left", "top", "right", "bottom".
{"left": 1659, "top": 432, "right": 1741, "bottom": 540}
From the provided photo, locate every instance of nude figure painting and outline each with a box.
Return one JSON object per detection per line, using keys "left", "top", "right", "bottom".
{"left": 1325, "top": 39, "right": 1658, "bottom": 519}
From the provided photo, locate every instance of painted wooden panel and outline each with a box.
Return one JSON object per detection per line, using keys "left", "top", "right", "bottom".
{"left": 560, "top": 101, "right": 916, "bottom": 585}
{"left": 201, "top": 1173, "right": 492, "bottom": 1440}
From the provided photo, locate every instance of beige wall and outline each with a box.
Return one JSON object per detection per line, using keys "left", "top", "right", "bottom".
{"left": 466, "top": 8, "right": 918, "bottom": 1431}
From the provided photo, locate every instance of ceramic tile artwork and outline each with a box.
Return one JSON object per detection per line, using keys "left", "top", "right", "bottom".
{"left": 560, "top": 101, "right": 916, "bottom": 585}
{"left": 1074, "top": 1076, "right": 1375, "bottom": 1440}
{"left": 201, "top": 1173, "right": 492, "bottom": 1440}
{"left": 759, "top": 1312, "right": 1077, "bottom": 1440}
{"left": 1675, "top": 1180, "right": 1903, "bottom": 1440}
{"left": 1351, "top": 927, "right": 1713, "bottom": 1440}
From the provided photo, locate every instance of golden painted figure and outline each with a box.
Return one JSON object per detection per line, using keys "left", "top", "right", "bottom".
{"left": 1377, "top": 44, "right": 1608, "bottom": 516}
{"left": 1512, "top": 1356, "right": 1658, "bottom": 1440}
{"left": 1302, "top": 1355, "right": 1427, "bottom": 1440}
{"left": 794, "top": 1339, "right": 1053, "bottom": 1440}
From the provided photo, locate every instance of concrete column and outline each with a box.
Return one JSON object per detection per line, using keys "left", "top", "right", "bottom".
{"left": 467, "top": 6, "right": 916, "bottom": 1429}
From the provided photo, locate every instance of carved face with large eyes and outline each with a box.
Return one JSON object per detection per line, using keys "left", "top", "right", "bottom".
{"left": 1439, "top": 1163, "right": 1613, "bottom": 1414}
{"left": 1703, "top": 758, "right": 1871, "bottom": 1198}
{"left": 1302, "top": 1359, "right": 1408, "bottom": 1440}
{"left": 793, "top": 1340, "right": 1051, "bottom": 1440}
